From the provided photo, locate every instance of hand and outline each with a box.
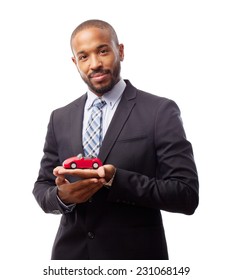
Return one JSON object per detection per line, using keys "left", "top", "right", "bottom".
{"left": 53, "top": 165, "right": 116, "bottom": 204}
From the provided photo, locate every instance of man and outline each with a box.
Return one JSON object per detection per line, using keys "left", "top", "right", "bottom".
{"left": 33, "top": 19, "right": 199, "bottom": 260}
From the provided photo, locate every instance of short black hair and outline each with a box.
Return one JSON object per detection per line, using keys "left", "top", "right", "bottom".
{"left": 70, "top": 19, "right": 119, "bottom": 48}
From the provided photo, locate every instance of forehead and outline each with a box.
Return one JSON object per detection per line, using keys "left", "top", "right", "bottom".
{"left": 72, "top": 27, "right": 114, "bottom": 52}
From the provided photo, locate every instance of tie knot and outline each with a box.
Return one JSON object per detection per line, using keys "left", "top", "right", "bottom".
{"left": 93, "top": 98, "right": 106, "bottom": 110}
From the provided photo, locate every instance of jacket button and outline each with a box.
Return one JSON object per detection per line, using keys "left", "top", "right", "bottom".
{"left": 88, "top": 231, "right": 95, "bottom": 239}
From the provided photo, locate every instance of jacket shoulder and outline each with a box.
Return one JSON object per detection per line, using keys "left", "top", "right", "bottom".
{"left": 51, "top": 94, "right": 86, "bottom": 117}
{"left": 125, "top": 80, "right": 173, "bottom": 106}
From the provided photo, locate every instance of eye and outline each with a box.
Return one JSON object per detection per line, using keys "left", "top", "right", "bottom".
{"left": 78, "top": 55, "right": 87, "bottom": 61}
{"left": 99, "top": 48, "right": 108, "bottom": 55}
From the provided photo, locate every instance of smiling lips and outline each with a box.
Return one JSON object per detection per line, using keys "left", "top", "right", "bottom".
{"left": 89, "top": 71, "right": 110, "bottom": 82}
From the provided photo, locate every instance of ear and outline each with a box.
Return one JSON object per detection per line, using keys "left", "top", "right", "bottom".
{"left": 72, "top": 56, "right": 77, "bottom": 65}
{"left": 119, "top": 44, "right": 124, "bottom": 61}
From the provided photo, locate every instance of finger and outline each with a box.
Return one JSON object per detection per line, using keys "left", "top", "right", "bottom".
{"left": 69, "top": 177, "right": 99, "bottom": 191}
{"left": 53, "top": 166, "right": 63, "bottom": 176}
{"left": 58, "top": 167, "right": 100, "bottom": 178}
{"left": 97, "top": 166, "right": 105, "bottom": 178}
{"left": 99, "top": 178, "right": 107, "bottom": 184}
{"left": 55, "top": 176, "right": 67, "bottom": 186}
{"left": 64, "top": 179, "right": 103, "bottom": 203}
{"left": 73, "top": 181, "right": 104, "bottom": 203}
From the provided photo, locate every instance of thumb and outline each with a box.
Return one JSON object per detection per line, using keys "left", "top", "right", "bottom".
{"left": 55, "top": 175, "right": 70, "bottom": 186}
{"left": 97, "top": 166, "right": 105, "bottom": 178}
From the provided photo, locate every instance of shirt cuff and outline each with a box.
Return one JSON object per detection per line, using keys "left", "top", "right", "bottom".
{"left": 56, "top": 195, "right": 76, "bottom": 213}
{"left": 104, "top": 168, "right": 116, "bottom": 187}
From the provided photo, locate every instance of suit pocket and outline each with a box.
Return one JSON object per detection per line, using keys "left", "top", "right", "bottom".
{"left": 109, "top": 134, "right": 152, "bottom": 171}
{"left": 116, "top": 134, "right": 148, "bottom": 143}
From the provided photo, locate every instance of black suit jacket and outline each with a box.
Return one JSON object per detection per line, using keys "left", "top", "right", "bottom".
{"left": 33, "top": 80, "right": 199, "bottom": 260}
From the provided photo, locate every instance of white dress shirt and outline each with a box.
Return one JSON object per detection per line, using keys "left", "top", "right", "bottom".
{"left": 82, "top": 79, "right": 126, "bottom": 142}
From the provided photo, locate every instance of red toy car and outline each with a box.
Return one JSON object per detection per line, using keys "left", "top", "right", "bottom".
{"left": 62, "top": 154, "right": 103, "bottom": 169}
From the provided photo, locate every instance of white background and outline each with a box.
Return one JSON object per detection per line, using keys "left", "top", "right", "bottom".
{"left": 0, "top": 0, "right": 232, "bottom": 279}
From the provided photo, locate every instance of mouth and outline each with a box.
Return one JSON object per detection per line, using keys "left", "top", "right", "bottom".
{"left": 89, "top": 71, "right": 110, "bottom": 83}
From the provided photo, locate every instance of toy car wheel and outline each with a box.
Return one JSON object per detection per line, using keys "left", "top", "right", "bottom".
{"left": 70, "top": 162, "right": 77, "bottom": 169}
{"left": 92, "top": 162, "right": 99, "bottom": 169}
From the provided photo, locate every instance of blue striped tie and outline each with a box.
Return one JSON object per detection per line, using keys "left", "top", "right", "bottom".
{"left": 83, "top": 98, "right": 106, "bottom": 157}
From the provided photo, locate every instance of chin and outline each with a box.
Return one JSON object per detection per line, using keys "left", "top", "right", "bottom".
{"left": 91, "top": 81, "right": 115, "bottom": 95}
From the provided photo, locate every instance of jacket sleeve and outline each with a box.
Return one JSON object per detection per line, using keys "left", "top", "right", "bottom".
{"left": 107, "top": 99, "right": 199, "bottom": 215}
{"left": 33, "top": 111, "right": 69, "bottom": 214}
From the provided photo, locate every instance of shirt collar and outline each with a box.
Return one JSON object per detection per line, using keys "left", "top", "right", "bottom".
{"left": 86, "top": 79, "right": 126, "bottom": 110}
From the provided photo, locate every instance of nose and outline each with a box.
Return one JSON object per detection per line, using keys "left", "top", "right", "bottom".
{"left": 89, "top": 54, "right": 102, "bottom": 70}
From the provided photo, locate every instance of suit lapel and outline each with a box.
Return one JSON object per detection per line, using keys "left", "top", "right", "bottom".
{"left": 69, "top": 81, "right": 137, "bottom": 162}
{"left": 99, "top": 81, "right": 137, "bottom": 163}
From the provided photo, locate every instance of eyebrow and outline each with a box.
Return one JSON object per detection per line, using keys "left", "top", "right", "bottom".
{"left": 76, "top": 44, "right": 110, "bottom": 56}
{"left": 96, "top": 44, "right": 109, "bottom": 49}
